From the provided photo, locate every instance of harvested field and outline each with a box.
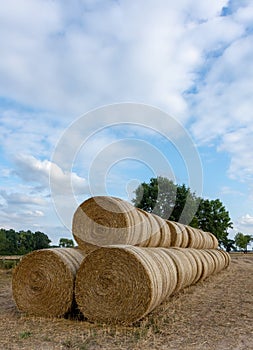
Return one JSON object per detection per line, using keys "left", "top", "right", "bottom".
{"left": 0, "top": 253, "right": 252, "bottom": 350}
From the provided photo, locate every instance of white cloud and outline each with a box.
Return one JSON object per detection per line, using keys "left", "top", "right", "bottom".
{"left": 218, "top": 127, "right": 253, "bottom": 182}
{"left": 238, "top": 214, "right": 253, "bottom": 226}
{"left": 233, "top": 1, "right": 253, "bottom": 26}
{"left": 25, "top": 210, "right": 45, "bottom": 217}
{"left": 220, "top": 186, "right": 244, "bottom": 196}
{"left": 231, "top": 214, "right": 253, "bottom": 246}
{"left": 187, "top": 1, "right": 253, "bottom": 188}
{"left": 190, "top": 34, "right": 253, "bottom": 142}
{"left": 0, "top": 190, "right": 46, "bottom": 206}
{"left": 14, "top": 154, "right": 88, "bottom": 195}
{"left": 0, "top": 0, "right": 232, "bottom": 119}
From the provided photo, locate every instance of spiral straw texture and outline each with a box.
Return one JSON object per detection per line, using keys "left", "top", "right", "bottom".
{"left": 12, "top": 248, "right": 86, "bottom": 317}
{"left": 75, "top": 245, "right": 230, "bottom": 324}
{"left": 72, "top": 196, "right": 218, "bottom": 252}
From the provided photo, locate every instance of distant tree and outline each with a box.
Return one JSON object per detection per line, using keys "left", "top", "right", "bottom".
{"left": 194, "top": 199, "right": 233, "bottom": 248}
{"left": 17, "top": 230, "right": 35, "bottom": 255}
{"left": 0, "top": 229, "right": 8, "bottom": 255}
{"left": 234, "top": 232, "right": 253, "bottom": 253}
{"left": 0, "top": 228, "right": 51, "bottom": 255}
{"left": 222, "top": 237, "right": 236, "bottom": 252}
{"left": 0, "top": 229, "right": 18, "bottom": 255}
{"left": 133, "top": 177, "right": 177, "bottom": 218}
{"left": 33, "top": 231, "right": 51, "bottom": 250}
{"left": 132, "top": 177, "right": 233, "bottom": 247}
{"left": 59, "top": 238, "right": 74, "bottom": 248}
{"left": 4, "top": 229, "right": 18, "bottom": 254}
{"left": 133, "top": 177, "right": 199, "bottom": 223}
{"left": 169, "top": 184, "right": 200, "bottom": 225}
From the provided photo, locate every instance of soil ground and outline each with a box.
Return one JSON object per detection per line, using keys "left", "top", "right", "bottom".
{"left": 0, "top": 253, "right": 252, "bottom": 350}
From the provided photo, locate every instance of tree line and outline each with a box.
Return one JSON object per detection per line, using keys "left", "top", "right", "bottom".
{"left": 0, "top": 229, "right": 75, "bottom": 255}
{"left": 0, "top": 229, "right": 51, "bottom": 255}
{"left": 133, "top": 176, "right": 253, "bottom": 252}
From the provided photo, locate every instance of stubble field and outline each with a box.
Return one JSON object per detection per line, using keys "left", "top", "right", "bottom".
{"left": 0, "top": 253, "right": 252, "bottom": 350}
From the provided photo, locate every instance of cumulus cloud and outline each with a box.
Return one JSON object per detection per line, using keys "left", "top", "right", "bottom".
{"left": 220, "top": 186, "right": 244, "bottom": 196}
{"left": 14, "top": 154, "right": 88, "bottom": 195}
{"left": 0, "top": 190, "right": 46, "bottom": 206}
{"left": 231, "top": 214, "right": 253, "bottom": 244}
{"left": 28, "top": 210, "right": 44, "bottom": 217}
{"left": 218, "top": 126, "right": 253, "bottom": 182}
{"left": 238, "top": 214, "right": 253, "bottom": 226}
{"left": 0, "top": 0, "right": 231, "bottom": 119}
{"left": 187, "top": 1, "right": 253, "bottom": 187}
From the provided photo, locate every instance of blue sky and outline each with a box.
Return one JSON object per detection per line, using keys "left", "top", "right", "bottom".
{"left": 1, "top": 0, "right": 253, "bottom": 246}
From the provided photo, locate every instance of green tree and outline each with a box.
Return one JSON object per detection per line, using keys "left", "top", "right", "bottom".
{"left": 3, "top": 229, "right": 18, "bottom": 254}
{"left": 170, "top": 184, "right": 200, "bottom": 225}
{"left": 194, "top": 199, "right": 233, "bottom": 248}
{"left": 133, "top": 177, "right": 182, "bottom": 219}
{"left": 0, "top": 229, "right": 8, "bottom": 255}
{"left": 33, "top": 231, "right": 51, "bottom": 250}
{"left": 17, "top": 230, "right": 34, "bottom": 255}
{"left": 59, "top": 238, "right": 74, "bottom": 248}
{"left": 0, "top": 228, "right": 51, "bottom": 255}
{"left": 132, "top": 176, "right": 233, "bottom": 248}
{"left": 222, "top": 237, "right": 236, "bottom": 252}
{"left": 133, "top": 177, "right": 200, "bottom": 223}
{"left": 234, "top": 232, "right": 253, "bottom": 252}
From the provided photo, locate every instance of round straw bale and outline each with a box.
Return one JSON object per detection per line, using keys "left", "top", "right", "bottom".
{"left": 166, "top": 220, "right": 183, "bottom": 247}
{"left": 171, "top": 247, "right": 198, "bottom": 285}
{"left": 194, "top": 229, "right": 207, "bottom": 249}
{"left": 151, "top": 213, "right": 172, "bottom": 247}
{"left": 72, "top": 196, "right": 149, "bottom": 252}
{"left": 218, "top": 249, "right": 231, "bottom": 268}
{"left": 160, "top": 248, "right": 193, "bottom": 291}
{"left": 12, "top": 248, "right": 86, "bottom": 317}
{"left": 203, "top": 249, "right": 221, "bottom": 274}
{"left": 186, "top": 248, "right": 204, "bottom": 284}
{"left": 174, "top": 223, "right": 189, "bottom": 247}
{"left": 205, "top": 249, "right": 228, "bottom": 273}
{"left": 213, "top": 249, "right": 229, "bottom": 270}
{"left": 194, "top": 250, "right": 213, "bottom": 281}
{"left": 136, "top": 209, "right": 161, "bottom": 247}
{"left": 201, "top": 230, "right": 213, "bottom": 249}
{"left": 207, "top": 232, "right": 219, "bottom": 248}
{"left": 186, "top": 227, "right": 201, "bottom": 249}
{"left": 75, "top": 245, "right": 178, "bottom": 324}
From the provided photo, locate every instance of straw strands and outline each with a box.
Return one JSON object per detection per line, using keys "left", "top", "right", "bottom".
{"left": 72, "top": 196, "right": 218, "bottom": 252}
{"left": 75, "top": 246, "right": 230, "bottom": 324}
{"left": 12, "top": 248, "right": 86, "bottom": 317}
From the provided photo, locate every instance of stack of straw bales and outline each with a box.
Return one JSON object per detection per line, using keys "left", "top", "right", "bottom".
{"left": 12, "top": 196, "right": 230, "bottom": 324}
{"left": 72, "top": 196, "right": 218, "bottom": 252}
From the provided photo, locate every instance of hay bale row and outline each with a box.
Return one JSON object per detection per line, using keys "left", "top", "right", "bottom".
{"left": 12, "top": 196, "right": 227, "bottom": 323}
{"left": 166, "top": 221, "right": 218, "bottom": 249}
{"left": 12, "top": 245, "right": 230, "bottom": 322}
{"left": 12, "top": 248, "right": 86, "bottom": 317}
{"left": 72, "top": 196, "right": 218, "bottom": 252}
{"left": 75, "top": 246, "right": 230, "bottom": 324}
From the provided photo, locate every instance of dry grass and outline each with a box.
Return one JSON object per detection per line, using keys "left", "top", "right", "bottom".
{"left": 0, "top": 253, "right": 252, "bottom": 350}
